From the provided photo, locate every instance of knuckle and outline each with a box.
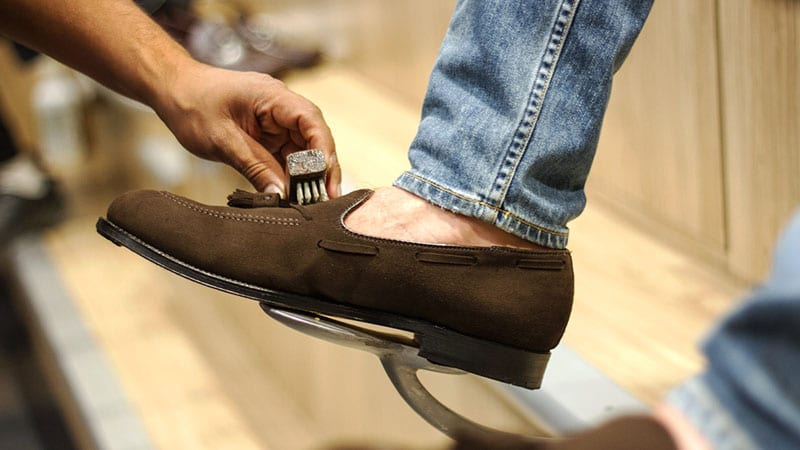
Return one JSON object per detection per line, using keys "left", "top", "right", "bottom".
{"left": 206, "top": 125, "right": 231, "bottom": 147}
{"left": 240, "top": 160, "right": 272, "bottom": 180}
{"left": 257, "top": 73, "right": 286, "bottom": 90}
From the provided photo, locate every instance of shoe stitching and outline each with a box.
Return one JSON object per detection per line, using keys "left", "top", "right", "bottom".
{"left": 161, "top": 191, "right": 300, "bottom": 225}
{"left": 161, "top": 190, "right": 569, "bottom": 256}
{"left": 111, "top": 219, "right": 275, "bottom": 291}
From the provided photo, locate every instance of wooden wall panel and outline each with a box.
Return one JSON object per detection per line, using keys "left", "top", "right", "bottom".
{"left": 0, "top": 43, "right": 40, "bottom": 153}
{"left": 587, "top": 0, "right": 726, "bottom": 261}
{"left": 341, "top": 0, "right": 455, "bottom": 107}
{"left": 207, "top": 0, "right": 456, "bottom": 107}
{"left": 717, "top": 0, "right": 800, "bottom": 282}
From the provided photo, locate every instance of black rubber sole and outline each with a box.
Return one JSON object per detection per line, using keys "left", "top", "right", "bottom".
{"left": 96, "top": 217, "right": 550, "bottom": 389}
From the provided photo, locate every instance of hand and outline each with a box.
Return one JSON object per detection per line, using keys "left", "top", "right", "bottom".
{"left": 152, "top": 61, "right": 340, "bottom": 197}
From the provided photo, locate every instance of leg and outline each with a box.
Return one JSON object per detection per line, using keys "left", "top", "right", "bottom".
{"left": 348, "top": 0, "right": 653, "bottom": 249}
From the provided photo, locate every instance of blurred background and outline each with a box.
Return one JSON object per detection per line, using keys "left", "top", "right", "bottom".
{"left": 0, "top": 0, "right": 797, "bottom": 448}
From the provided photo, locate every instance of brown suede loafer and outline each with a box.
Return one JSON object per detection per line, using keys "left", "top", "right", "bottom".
{"left": 97, "top": 189, "right": 574, "bottom": 388}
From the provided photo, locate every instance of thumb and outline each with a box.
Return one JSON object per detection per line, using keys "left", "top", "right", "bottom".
{"left": 242, "top": 160, "right": 286, "bottom": 196}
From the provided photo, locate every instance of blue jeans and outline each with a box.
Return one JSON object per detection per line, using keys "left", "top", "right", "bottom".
{"left": 667, "top": 211, "right": 800, "bottom": 450}
{"left": 397, "top": 1, "right": 800, "bottom": 447}
{"left": 394, "top": 0, "right": 653, "bottom": 249}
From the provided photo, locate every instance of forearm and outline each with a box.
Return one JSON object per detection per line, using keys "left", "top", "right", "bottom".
{"left": 0, "top": 0, "right": 340, "bottom": 194}
{"left": 0, "top": 0, "right": 194, "bottom": 107}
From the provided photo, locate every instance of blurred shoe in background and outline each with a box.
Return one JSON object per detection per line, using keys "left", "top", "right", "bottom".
{"left": 0, "top": 155, "right": 65, "bottom": 250}
{"left": 153, "top": 1, "right": 322, "bottom": 76}
{"left": 0, "top": 88, "right": 65, "bottom": 250}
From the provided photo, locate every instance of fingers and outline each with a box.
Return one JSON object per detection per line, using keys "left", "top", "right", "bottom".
{"left": 227, "top": 130, "right": 287, "bottom": 195}
{"left": 156, "top": 66, "right": 338, "bottom": 198}
{"left": 258, "top": 86, "right": 341, "bottom": 199}
{"left": 325, "top": 151, "right": 342, "bottom": 198}
{"left": 300, "top": 116, "right": 341, "bottom": 199}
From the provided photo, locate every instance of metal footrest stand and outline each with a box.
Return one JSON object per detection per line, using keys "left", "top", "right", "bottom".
{"left": 261, "top": 304, "right": 543, "bottom": 441}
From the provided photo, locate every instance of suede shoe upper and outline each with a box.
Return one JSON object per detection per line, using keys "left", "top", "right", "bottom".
{"left": 106, "top": 189, "right": 574, "bottom": 353}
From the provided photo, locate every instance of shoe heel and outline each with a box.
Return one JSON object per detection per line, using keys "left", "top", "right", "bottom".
{"left": 416, "top": 326, "right": 550, "bottom": 389}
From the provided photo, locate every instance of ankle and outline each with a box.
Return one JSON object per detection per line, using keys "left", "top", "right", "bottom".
{"left": 456, "top": 209, "right": 550, "bottom": 250}
{"left": 345, "top": 187, "right": 551, "bottom": 250}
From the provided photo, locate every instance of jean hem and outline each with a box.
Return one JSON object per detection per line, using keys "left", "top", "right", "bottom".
{"left": 667, "top": 377, "right": 757, "bottom": 450}
{"left": 394, "top": 171, "right": 569, "bottom": 249}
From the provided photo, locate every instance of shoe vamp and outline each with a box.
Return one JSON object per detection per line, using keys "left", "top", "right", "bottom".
{"left": 107, "top": 190, "right": 573, "bottom": 351}
{"left": 110, "top": 191, "right": 313, "bottom": 293}
{"left": 298, "top": 243, "right": 574, "bottom": 352}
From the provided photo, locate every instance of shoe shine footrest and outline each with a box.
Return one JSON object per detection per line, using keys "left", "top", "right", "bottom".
{"left": 262, "top": 306, "right": 547, "bottom": 441}
{"left": 96, "top": 212, "right": 556, "bottom": 390}
{"left": 97, "top": 186, "right": 571, "bottom": 411}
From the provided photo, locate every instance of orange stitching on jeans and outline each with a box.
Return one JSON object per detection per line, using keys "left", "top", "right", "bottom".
{"left": 402, "top": 173, "right": 568, "bottom": 237}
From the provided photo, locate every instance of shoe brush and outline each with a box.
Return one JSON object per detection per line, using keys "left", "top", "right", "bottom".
{"left": 287, "top": 149, "right": 329, "bottom": 205}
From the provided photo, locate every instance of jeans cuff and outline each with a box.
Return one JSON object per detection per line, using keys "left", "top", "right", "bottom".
{"left": 666, "top": 377, "right": 757, "bottom": 450}
{"left": 393, "top": 171, "right": 569, "bottom": 249}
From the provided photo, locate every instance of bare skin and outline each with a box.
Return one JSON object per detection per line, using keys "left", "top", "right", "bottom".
{"left": 345, "top": 186, "right": 550, "bottom": 250}
{"left": 0, "top": 0, "right": 340, "bottom": 197}
{"left": 654, "top": 403, "right": 712, "bottom": 450}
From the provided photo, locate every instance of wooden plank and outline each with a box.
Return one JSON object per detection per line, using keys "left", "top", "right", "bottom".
{"left": 588, "top": 0, "right": 727, "bottom": 262}
{"left": 338, "top": 0, "right": 455, "bottom": 107}
{"left": 565, "top": 204, "right": 744, "bottom": 405}
{"left": 0, "top": 42, "right": 41, "bottom": 153}
{"left": 717, "top": 0, "right": 800, "bottom": 282}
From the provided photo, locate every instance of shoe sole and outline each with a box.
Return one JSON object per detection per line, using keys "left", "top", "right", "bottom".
{"left": 96, "top": 217, "right": 550, "bottom": 389}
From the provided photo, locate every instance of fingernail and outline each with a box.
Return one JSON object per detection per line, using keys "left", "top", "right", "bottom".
{"left": 262, "top": 183, "right": 284, "bottom": 198}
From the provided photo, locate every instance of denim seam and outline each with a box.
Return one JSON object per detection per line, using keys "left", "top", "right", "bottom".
{"left": 488, "top": 0, "right": 581, "bottom": 219}
{"left": 401, "top": 171, "right": 569, "bottom": 238}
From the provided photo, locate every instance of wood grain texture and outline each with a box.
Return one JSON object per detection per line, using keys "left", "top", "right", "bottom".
{"left": 199, "top": 0, "right": 455, "bottom": 107}
{"left": 0, "top": 43, "right": 41, "bottom": 153}
{"left": 717, "top": 0, "right": 800, "bottom": 282}
{"left": 588, "top": 0, "right": 727, "bottom": 261}
{"left": 565, "top": 205, "right": 743, "bottom": 405}
{"left": 339, "top": 0, "right": 456, "bottom": 107}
